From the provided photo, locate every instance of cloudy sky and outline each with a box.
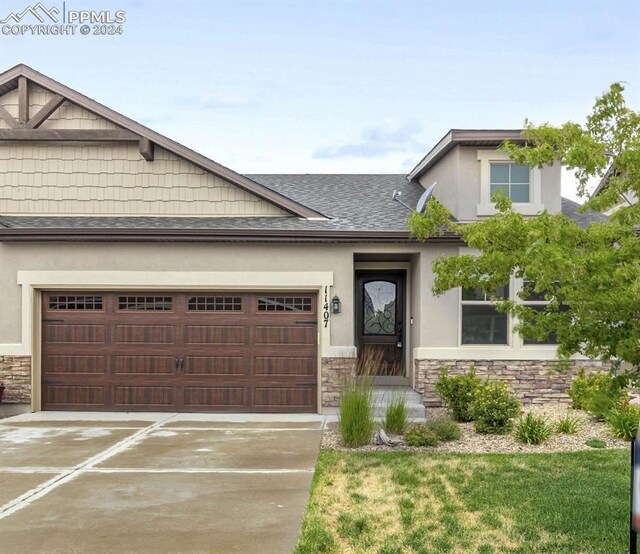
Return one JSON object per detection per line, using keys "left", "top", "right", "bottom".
{"left": 1, "top": 0, "right": 639, "bottom": 200}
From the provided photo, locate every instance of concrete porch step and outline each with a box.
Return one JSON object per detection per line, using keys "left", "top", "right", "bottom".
{"left": 372, "top": 386, "right": 426, "bottom": 421}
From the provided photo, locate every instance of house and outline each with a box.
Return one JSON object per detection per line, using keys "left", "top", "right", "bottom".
{"left": 591, "top": 165, "right": 636, "bottom": 215}
{"left": 0, "top": 64, "right": 605, "bottom": 414}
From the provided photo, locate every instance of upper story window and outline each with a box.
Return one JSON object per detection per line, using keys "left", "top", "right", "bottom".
{"left": 477, "top": 150, "right": 543, "bottom": 216}
{"left": 490, "top": 163, "right": 530, "bottom": 203}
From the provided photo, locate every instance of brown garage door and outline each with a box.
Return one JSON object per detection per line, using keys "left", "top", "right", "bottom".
{"left": 41, "top": 291, "right": 318, "bottom": 412}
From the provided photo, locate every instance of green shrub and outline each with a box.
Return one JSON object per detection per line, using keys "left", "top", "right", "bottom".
{"left": 606, "top": 403, "right": 640, "bottom": 440}
{"left": 383, "top": 395, "right": 409, "bottom": 434}
{"left": 555, "top": 413, "right": 581, "bottom": 434}
{"left": 470, "top": 381, "right": 520, "bottom": 434}
{"left": 425, "top": 417, "right": 462, "bottom": 441}
{"left": 339, "top": 379, "right": 374, "bottom": 447}
{"left": 568, "top": 369, "right": 627, "bottom": 419}
{"left": 405, "top": 425, "right": 439, "bottom": 447}
{"left": 435, "top": 366, "right": 483, "bottom": 422}
{"left": 514, "top": 412, "right": 553, "bottom": 445}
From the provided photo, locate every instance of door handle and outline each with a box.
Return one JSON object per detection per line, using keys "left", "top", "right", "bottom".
{"left": 179, "top": 357, "right": 185, "bottom": 372}
{"left": 175, "top": 357, "right": 180, "bottom": 372}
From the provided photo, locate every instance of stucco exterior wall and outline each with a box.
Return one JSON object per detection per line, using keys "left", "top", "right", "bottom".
{"left": 417, "top": 248, "right": 460, "bottom": 348}
{"left": 418, "top": 146, "right": 563, "bottom": 221}
{"left": 0, "top": 242, "right": 438, "bottom": 350}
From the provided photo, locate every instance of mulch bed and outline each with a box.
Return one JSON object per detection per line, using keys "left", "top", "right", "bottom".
{"left": 323, "top": 405, "right": 628, "bottom": 453}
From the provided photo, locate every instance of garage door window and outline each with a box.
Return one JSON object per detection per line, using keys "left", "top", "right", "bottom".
{"left": 49, "top": 295, "right": 103, "bottom": 310}
{"left": 118, "top": 296, "right": 173, "bottom": 311}
{"left": 258, "top": 296, "right": 313, "bottom": 312}
{"left": 187, "top": 296, "right": 243, "bottom": 311}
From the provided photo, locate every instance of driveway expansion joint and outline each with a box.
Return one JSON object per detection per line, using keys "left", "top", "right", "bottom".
{"left": 0, "top": 414, "right": 177, "bottom": 520}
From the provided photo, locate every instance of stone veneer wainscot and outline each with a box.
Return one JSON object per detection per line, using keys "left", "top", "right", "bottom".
{"left": 414, "top": 359, "right": 606, "bottom": 407}
{"left": 0, "top": 356, "right": 31, "bottom": 403}
{"left": 321, "top": 357, "right": 357, "bottom": 407}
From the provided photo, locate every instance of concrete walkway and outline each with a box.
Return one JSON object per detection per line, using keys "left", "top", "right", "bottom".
{"left": 0, "top": 412, "right": 324, "bottom": 554}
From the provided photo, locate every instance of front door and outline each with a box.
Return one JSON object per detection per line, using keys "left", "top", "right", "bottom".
{"left": 355, "top": 271, "right": 405, "bottom": 376}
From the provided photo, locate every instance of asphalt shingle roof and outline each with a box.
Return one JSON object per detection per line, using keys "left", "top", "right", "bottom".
{"left": 0, "top": 174, "right": 605, "bottom": 232}
{"left": 560, "top": 197, "right": 608, "bottom": 227}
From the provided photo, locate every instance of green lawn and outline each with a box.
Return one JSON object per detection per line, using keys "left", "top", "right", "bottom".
{"left": 296, "top": 448, "right": 630, "bottom": 554}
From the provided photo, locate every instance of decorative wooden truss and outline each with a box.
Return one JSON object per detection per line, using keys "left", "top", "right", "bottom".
{"left": 0, "top": 76, "right": 154, "bottom": 160}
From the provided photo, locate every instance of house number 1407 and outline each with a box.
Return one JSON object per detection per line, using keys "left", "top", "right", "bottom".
{"left": 323, "top": 286, "right": 330, "bottom": 328}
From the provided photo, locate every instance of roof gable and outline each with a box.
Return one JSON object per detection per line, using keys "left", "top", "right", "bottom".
{"left": 0, "top": 64, "right": 324, "bottom": 219}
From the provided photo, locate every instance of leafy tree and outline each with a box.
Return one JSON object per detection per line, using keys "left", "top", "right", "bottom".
{"left": 408, "top": 83, "right": 640, "bottom": 377}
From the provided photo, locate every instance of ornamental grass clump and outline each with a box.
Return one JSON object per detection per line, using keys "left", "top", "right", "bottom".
{"left": 338, "top": 348, "right": 381, "bottom": 447}
{"left": 605, "top": 403, "right": 640, "bottom": 440}
{"left": 339, "top": 379, "right": 374, "bottom": 447}
{"left": 514, "top": 412, "right": 554, "bottom": 445}
{"left": 383, "top": 395, "right": 409, "bottom": 435}
{"left": 470, "top": 381, "right": 520, "bottom": 434}
{"left": 435, "top": 366, "right": 483, "bottom": 422}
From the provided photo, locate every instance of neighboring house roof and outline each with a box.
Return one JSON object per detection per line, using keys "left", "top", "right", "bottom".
{"left": 561, "top": 197, "right": 608, "bottom": 227}
{"left": 0, "top": 173, "right": 604, "bottom": 240}
{"left": 0, "top": 64, "right": 323, "bottom": 219}
{"left": 407, "top": 129, "right": 525, "bottom": 181}
{"left": 591, "top": 164, "right": 617, "bottom": 197}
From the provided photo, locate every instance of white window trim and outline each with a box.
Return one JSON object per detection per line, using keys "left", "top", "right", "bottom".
{"left": 476, "top": 150, "right": 543, "bottom": 216}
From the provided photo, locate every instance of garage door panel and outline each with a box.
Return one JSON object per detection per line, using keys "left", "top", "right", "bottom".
{"left": 185, "top": 356, "right": 247, "bottom": 376}
{"left": 115, "top": 324, "right": 176, "bottom": 344}
{"left": 42, "top": 291, "right": 318, "bottom": 413}
{"left": 44, "top": 385, "right": 106, "bottom": 407}
{"left": 45, "top": 324, "right": 106, "bottom": 344}
{"left": 114, "top": 355, "right": 176, "bottom": 375}
{"left": 253, "top": 387, "right": 316, "bottom": 410}
{"left": 113, "top": 386, "right": 174, "bottom": 407}
{"left": 254, "top": 326, "right": 316, "bottom": 346}
{"left": 44, "top": 355, "right": 107, "bottom": 375}
{"left": 184, "top": 325, "right": 245, "bottom": 345}
{"left": 183, "top": 386, "right": 245, "bottom": 408}
{"left": 254, "top": 357, "right": 316, "bottom": 376}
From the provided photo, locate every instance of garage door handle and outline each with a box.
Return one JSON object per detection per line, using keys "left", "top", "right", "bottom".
{"left": 175, "top": 357, "right": 180, "bottom": 371}
{"left": 43, "top": 319, "right": 64, "bottom": 323}
{"left": 179, "top": 356, "right": 185, "bottom": 372}
{"left": 295, "top": 320, "right": 317, "bottom": 325}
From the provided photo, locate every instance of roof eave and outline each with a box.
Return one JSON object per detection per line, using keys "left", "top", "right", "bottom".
{"left": 0, "top": 64, "right": 324, "bottom": 219}
{"left": 0, "top": 227, "right": 462, "bottom": 244}
{"left": 407, "top": 129, "right": 525, "bottom": 182}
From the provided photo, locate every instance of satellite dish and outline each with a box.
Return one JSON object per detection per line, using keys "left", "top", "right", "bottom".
{"left": 416, "top": 181, "right": 437, "bottom": 213}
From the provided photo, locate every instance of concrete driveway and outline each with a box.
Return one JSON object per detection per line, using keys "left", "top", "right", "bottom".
{"left": 0, "top": 412, "right": 323, "bottom": 554}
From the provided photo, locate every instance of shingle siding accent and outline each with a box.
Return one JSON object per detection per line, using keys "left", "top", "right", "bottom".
{"left": 0, "top": 356, "right": 31, "bottom": 404}
{"left": 414, "top": 359, "right": 606, "bottom": 407}
{"left": 0, "top": 142, "right": 288, "bottom": 216}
